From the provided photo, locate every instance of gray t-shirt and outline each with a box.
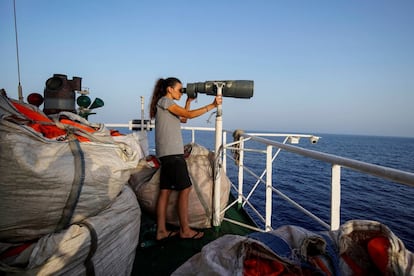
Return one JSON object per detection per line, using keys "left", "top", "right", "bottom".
{"left": 155, "top": 96, "right": 184, "bottom": 157}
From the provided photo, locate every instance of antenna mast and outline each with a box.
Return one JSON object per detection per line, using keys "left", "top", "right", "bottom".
{"left": 13, "top": 0, "right": 23, "bottom": 102}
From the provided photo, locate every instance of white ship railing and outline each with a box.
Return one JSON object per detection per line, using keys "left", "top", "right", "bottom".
{"left": 105, "top": 122, "right": 414, "bottom": 233}
{"left": 221, "top": 130, "right": 414, "bottom": 233}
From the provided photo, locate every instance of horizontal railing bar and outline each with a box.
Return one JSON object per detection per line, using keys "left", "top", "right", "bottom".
{"left": 241, "top": 197, "right": 267, "bottom": 224}
{"left": 242, "top": 133, "right": 414, "bottom": 187}
{"left": 271, "top": 186, "right": 330, "bottom": 229}
{"left": 246, "top": 132, "right": 320, "bottom": 139}
{"left": 181, "top": 126, "right": 215, "bottom": 131}
{"left": 103, "top": 125, "right": 412, "bottom": 232}
{"left": 225, "top": 146, "right": 265, "bottom": 154}
{"left": 221, "top": 198, "right": 239, "bottom": 214}
{"left": 227, "top": 140, "right": 330, "bottom": 230}
{"left": 105, "top": 123, "right": 215, "bottom": 132}
{"left": 104, "top": 123, "right": 129, "bottom": 128}
{"left": 222, "top": 217, "right": 265, "bottom": 233}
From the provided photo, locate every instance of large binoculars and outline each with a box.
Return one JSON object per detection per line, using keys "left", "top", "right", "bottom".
{"left": 183, "top": 80, "right": 253, "bottom": 99}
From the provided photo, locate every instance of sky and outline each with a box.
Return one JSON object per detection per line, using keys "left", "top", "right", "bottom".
{"left": 1, "top": 0, "right": 413, "bottom": 137}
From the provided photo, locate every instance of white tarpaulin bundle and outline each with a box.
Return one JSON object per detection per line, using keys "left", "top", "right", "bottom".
{"left": 0, "top": 185, "right": 141, "bottom": 276}
{"left": 0, "top": 92, "right": 143, "bottom": 242}
{"left": 172, "top": 220, "right": 414, "bottom": 276}
{"left": 131, "top": 143, "right": 230, "bottom": 228}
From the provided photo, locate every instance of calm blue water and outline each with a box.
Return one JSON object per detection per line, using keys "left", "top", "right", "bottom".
{"left": 132, "top": 129, "right": 414, "bottom": 251}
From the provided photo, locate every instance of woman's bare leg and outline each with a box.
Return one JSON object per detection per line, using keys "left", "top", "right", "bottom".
{"left": 156, "top": 189, "right": 174, "bottom": 240}
{"left": 177, "top": 186, "right": 204, "bottom": 239}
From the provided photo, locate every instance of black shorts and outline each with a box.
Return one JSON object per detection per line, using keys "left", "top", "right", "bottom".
{"left": 159, "top": 154, "right": 192, "bottom": 191}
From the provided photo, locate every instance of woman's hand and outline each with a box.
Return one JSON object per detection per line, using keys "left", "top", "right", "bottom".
{"left": 184, "top": 96, "right": 195, "bottom": 111}
{"left": 186, "top": 96, "right": 196, "bottom": 104}
{"left": 213, "top": 95, "right": 223, "bottom": 107}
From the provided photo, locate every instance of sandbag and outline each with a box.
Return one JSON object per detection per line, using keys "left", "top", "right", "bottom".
{"left": 172, "top": 229, "right": 337, "bottom": 276}
{"left": 0, "top": 93, "right": 142, "bottom": 242}
{"left": 0, "top": 185, "right": 141, "bottom": 276}
{"left": 128, "top": 156, "right": 159, "bottom": 194}
{"left": 172, "top": 220, "right": 414, "bottom": 276}
{"left": 337, "top": 220, "right": 414, "bottom": 275}
{"left": 134, "top": 143, "right": 230, "bottom": 228}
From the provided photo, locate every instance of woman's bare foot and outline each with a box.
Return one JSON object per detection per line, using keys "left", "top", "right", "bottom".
{"left": 180, "top": 229, "right": 204, "bottom": 239}
{"left": 156, "top": 230, "right": 178, "bottom": 241}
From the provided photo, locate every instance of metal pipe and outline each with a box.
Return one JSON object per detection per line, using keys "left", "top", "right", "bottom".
{"left": 331, "top": 164, "right": 341, "bottom": 230}
{"left": 243, "top": 133, "right": 414, "bottom": 187}
{"left": 213, "top": 82, "right": 225, "bottom": 227}
{"left": 265, "top": 145, "right": 273, "bottom": 231}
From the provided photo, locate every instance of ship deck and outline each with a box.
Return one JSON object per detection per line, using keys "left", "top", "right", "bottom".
{"left": 131, "top": 195, "right": 255, "bottom": 276}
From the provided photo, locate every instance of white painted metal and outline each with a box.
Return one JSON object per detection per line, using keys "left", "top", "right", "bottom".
{"left": 213, "top": 82, "right": 225, "bottom": 227}
{"left": 265, "top": 145, "right": 273, "bottom": 231}
{"left": 242, "top": 136, "right": 288, "bottom": 207}
{"left": 243, "top": 133, "right": 414, "bottom": 187}
{"left": 331, "top": 164, "right": 341, "bottom": 230}
{"left": 222, "top": 132, "right": 227, "bottom": 173}
{"left": 238, "top": 138, "right": 244, "bottom": 207}
{"left": 106, "top": 122, "right": 414, "bottom": 232}
{"left": 104, "top": 123, "right": 130, "bottom": 128}
{"left": 140, "top": 96, "right": 144, "bottom": 132}
{"left": 270, "top": 185, "right": 330, "bottom": 229}
{"left": 181, "top": 126, "right": 215, "bottom": 132}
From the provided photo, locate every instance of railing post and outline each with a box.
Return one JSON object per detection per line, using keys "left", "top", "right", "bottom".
{"left": 222, "top": 131, "right": 227, "bottom": 173}
{"left": 331, "top": 164, "right": 341, "bottom": 230}
{"left": 238, "top": 138, "right": 244, "bottom": 209}
{"left": 213, "top": 82, "right": 224, "bottom": 228}
{"left": 265, "top": 145, "right": 273, "bottom": 231}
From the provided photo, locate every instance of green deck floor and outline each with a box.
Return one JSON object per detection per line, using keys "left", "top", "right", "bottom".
{"left": 131, "top": 199, "right": 255, "bottom": 276}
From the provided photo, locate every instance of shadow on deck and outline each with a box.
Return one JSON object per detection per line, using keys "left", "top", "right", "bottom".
{"left": 131, "top": 197, "right": 255, "bottom": 276}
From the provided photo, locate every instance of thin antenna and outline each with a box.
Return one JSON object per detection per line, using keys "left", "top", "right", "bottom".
{"left": 13, "top": 0, "right": 23, "bottom": 102}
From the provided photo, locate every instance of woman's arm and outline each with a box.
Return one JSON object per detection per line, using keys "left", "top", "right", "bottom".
{"left": 180, "top": 97, "right": 195, "bottom": 123}
{"left": 169, "top": 95, "right": 222, "bottom": 120}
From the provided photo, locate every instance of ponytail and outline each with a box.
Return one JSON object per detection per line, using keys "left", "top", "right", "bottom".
{"left": 149, "top": 77, "right": 182, "bottom": 118}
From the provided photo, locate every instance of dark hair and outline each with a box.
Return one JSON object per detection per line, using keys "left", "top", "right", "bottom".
{"left": 149, "top": 77, "right": 181, "bottom": 118}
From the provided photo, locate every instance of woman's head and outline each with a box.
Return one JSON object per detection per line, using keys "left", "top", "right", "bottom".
{"left": 150, "top": 77, "right": 182, "bottom": 118}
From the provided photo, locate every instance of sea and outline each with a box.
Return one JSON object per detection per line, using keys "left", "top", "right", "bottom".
{"left": 129, "top": 128, "right": 414, "bottom": 251}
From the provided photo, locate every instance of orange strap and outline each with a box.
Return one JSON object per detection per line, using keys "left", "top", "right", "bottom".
{"left": 12, "top": 101, "right": 52, "bottom": 122}
{"left": 11, "top": 101, "right": 92, "bottom": 141}
{"left": 60, "top": 118, "right": 96, "bottom": 133}
{"left": 11, "top": 101, "right": 122, "bottom": 142}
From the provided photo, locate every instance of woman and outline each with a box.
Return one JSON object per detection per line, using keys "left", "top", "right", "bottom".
{"left": 149, "top": 77, "right": 222, "bottom": 240}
